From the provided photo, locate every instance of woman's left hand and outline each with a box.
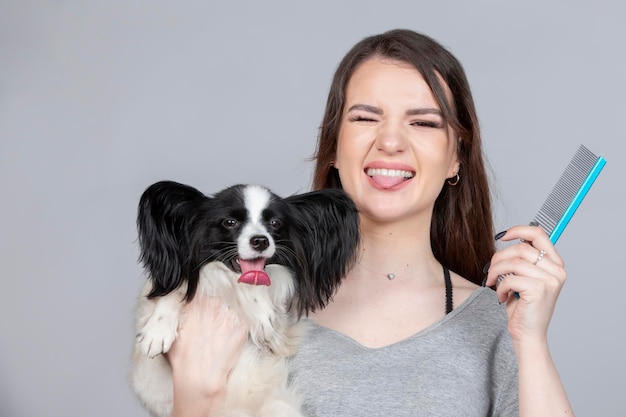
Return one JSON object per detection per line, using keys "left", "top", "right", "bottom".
{"left": 484, "top": 224, "right": 567, "bottom": 345}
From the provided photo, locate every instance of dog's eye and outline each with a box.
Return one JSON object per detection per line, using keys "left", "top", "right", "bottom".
{"left": 269, "top": 218, "right": 282, "bottom": 230}
{"left": 222, "top": 218, "right": 239, "bottom": 229}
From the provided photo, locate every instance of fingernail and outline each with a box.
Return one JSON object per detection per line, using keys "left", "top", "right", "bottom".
{"left": 481, "top": 275, "right": 488, "bottom": 287}
{"left": 494, "top": 230, "right": 507, "bottom": 240}
{"left": 482, "top": 261, "right": 491, "bottom": 274}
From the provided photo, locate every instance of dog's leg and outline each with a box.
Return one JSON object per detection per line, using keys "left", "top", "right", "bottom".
{"left": 239, "top": 264, "right": 304, "bottom": 358}
{"left": 253, "top": 372, "right": 304, "bottom": 416}
{"left": 132, "top": 281, "right": 188, "bottom": 417}
{"left": 131, "top": 352, "right": 173, "bottom": 417}
{"left": 135, "top": 285, "right": 186, "bottom": 358}
{"left": 258, "top": 399, "right": 306, "bottom": 417}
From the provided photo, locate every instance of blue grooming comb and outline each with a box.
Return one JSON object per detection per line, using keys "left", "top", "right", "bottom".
{"left": 533, "top": 144, "right": 607, "bottom": 244}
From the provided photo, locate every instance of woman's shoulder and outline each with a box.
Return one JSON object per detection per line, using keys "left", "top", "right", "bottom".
{"left": 450, "top": 284, "right": 509, "bottom": 330}
{"left": 449, "top": 270, "right": 502, "bottom": 315}
{"left": 447, "top": 266, "right": 506, "bottom": 326}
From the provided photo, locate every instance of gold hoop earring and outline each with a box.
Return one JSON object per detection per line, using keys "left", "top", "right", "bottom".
{"left": 329, "top": 160, "right": 335, "bottom": 167}
{"left": 447, "top": 173, "right": 460, "bottom": 186}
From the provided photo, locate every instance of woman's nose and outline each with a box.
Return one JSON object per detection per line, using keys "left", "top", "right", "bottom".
{"left": 375, "top": 121, "right": 407, "bottom": 154}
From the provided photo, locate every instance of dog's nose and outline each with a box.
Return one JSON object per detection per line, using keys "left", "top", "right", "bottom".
{"left": 250, "top": 235, "right": 270, "bottom": 252}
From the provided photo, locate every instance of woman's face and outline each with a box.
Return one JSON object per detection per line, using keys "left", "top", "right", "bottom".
{"left": 334, "top": 57, "right": 459, "bottom": 225}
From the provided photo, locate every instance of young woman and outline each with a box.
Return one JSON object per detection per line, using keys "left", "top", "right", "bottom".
{"left": 167, "top": 29, "right": 574, "bottom": 416}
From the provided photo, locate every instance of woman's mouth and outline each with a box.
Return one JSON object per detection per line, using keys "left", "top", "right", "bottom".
{"left": 366, "top": 167, "right": 415, "bottom": 189}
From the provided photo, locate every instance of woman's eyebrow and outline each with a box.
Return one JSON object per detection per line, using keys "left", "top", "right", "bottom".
{"left": 346, "top": 104, "right": 383, "bottom": 115}
{"left": 347, "top": 104, "right": 442, "bottom": 117}
{"left": 406, "top": 108, "right": 442, "bottom": 116}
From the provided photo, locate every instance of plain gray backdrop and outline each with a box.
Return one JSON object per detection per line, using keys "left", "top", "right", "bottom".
{"left": 1, "top": 1, "right": 624, "bottom": 416}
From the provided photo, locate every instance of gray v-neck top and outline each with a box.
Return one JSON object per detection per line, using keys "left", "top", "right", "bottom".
{"left": 288, "top": 287, "right": 518, "bottom": 417}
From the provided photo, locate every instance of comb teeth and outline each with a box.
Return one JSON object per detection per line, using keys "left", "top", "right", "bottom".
{"left": 533, "top": 144, "right": 606, "bottom": 243}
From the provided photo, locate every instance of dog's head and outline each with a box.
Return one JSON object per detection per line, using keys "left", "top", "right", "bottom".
{"left": 137, "top": 181, "right": 360, "bottom": 316}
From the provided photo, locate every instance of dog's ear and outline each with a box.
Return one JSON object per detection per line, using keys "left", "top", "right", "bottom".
{"left": 137, "top": 181, "right": 208, "bottom": 300}
{"left": 284, "top": 189, "right": 360, "bottom": 316}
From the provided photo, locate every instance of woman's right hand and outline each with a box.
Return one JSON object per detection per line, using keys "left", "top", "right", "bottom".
{"left": 167, "top": 293, "right": 248, "bottom": 417}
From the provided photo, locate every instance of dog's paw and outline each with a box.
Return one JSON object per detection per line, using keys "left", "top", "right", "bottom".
{"left": 136, "top": 314, "right": 178, "bottom": 358}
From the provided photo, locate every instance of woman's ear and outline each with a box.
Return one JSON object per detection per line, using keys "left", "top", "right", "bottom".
{"left": 330, "top": 154, "right": 338, "bottom": 170}
{"left": 449, "top": 162, "right": 460, "bottom": 178}
{"left": 448, "top": 137, "right": 461, "bottom": 177}
{"left": 448, "top": 154, "right": 460, "bottom": 178}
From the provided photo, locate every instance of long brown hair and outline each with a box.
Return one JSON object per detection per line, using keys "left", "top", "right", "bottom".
{"left": 312, "top": 29, "right": 495, "bottom": 285}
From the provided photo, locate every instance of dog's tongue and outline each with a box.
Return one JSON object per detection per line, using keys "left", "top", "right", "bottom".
{"left": 370, "top": 174, "right": 405, "bottom": 189}
{"left": 237, "top": 258, "right": 271, "bottom": 286}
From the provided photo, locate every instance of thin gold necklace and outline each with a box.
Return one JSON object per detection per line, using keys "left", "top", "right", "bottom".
{"left": 355, "top": 263, "right": 454, "bottom": 314}
{"left": 356, "top": 262, "right": 418, "bottom": 280}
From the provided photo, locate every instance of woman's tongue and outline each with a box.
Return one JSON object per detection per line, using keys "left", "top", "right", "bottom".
{"left": 370, "top": 174, "right": 406, "bottom": 189}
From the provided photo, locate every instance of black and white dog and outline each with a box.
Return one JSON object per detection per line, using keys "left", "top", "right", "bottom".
{"left": 131, "top": 181, "right": 359, "bottom": 417}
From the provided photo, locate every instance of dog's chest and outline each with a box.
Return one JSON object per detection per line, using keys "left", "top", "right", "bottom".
{"left": 199, "top": 262, "right": 297, "bottom": 354}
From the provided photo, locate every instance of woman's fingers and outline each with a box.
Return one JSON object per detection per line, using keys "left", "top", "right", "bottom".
{"left": 167, "top": 294, "right": 248, "bottom": 394}
{"left": 497, "top": 225, "right": 564, "bottom": 266}
{"left": 485, "top": 225, "right": 565, "bottom": 289}
{"left": 484, "top": 225, "right": 568, "bottom": 342}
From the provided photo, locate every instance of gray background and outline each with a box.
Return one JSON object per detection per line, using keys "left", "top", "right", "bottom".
{"left": 1, "top": 1, "right": 624, "bottom": 416}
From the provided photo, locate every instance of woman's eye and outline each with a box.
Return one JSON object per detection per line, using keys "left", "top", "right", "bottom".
{"left": 222, "top": 218, "right": 239, "bottom": 229}
{"left": 411, "top": 120, "right": 442, "bottom": 128}
{"left": 349, "top": 115, "right": 377, "bottom": 123}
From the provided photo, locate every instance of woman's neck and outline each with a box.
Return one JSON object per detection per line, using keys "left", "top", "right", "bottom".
{"left": 353, "top": 216, "right": 440, "bottom": 283}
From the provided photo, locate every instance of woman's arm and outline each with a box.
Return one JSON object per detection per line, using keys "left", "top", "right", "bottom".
{"left": 167, "top": 294, "right": 248, "bottom": 417}
{"left": 486, "top": 225, "right": 574, "bottom": 416}
{"left": 515, "top": 336, "right": 573, "bottom": 416}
